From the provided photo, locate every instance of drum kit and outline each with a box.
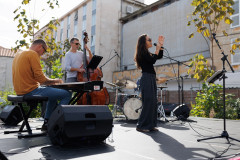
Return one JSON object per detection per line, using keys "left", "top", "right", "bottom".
{"left": 105, "top": 77, "right": 169, "bottom": 121}
{"left": 105, "top": 80, "right": 141, "bottom": 120}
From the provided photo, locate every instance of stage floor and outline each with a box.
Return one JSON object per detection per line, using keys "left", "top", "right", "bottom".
{"left": 0, "top": 116, "right": 240, "bottom": 160}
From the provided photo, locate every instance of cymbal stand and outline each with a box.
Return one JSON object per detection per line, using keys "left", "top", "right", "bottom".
{"left": 111, "top": 86, "right": 124, "bottom": 118}
{"left": 157, "top": 87, "right": 168, "bottom": 122}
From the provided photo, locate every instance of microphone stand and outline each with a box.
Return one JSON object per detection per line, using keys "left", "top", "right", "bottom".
{"left": 197, "top": 33, "right": 240, "bottom": 143}
{"left": 162, "top": 54, "right": 189, "bottom": 105}
{"left": 99, "top": 51, "right": 119, "bottom": 71}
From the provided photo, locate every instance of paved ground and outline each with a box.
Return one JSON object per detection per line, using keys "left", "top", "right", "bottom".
{"left": 0, "top": 116, "right": 240, "bottom": 160}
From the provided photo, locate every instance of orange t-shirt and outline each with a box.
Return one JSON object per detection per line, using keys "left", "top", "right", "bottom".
{"left": 12, "top": 50, "right": 47, "bottom": 95}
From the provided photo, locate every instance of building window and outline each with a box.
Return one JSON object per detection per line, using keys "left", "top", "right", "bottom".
{"left": 231, "top": 38, "right": 240, "bottom": 65}
{"left": 92, "top": 13, "right": 96, "bottom": 26}
{"left": 92, "top": 0, "right": 96, "bottom": 11}
{"left": 83, "top": 4, "right": 87, "bottom": 16}
{"left": 54, "top": 30, "right": 57, "bottom": 42}
{"left": 231, "top": 0, "right": 240, "bottom": 28}
{"left": 60, "top": 20, "right": 64, "bottom": 43}
{"left": 91, "top": 0, "right": 96, "bottom": 54}
{"left": 91, "top": 35, "right": 95, "bottom": 47}
{"left": 82, "top": 4, "right": 87, "bottom": 49}
{"left": 67, "top": 15, "right": 71, "bottom": 39}
{"left": 74, "top": 11, "right": 78, "bottom": 37}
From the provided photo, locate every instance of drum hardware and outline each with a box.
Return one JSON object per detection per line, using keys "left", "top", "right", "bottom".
{"left": 157, "top": 86, "right": 169, "bottom": 122}
{"left": 135, "top": 106, "right": 142, "bottom": 113}
{"left": 105, "top": 82, "right": 124, "bottom": 118}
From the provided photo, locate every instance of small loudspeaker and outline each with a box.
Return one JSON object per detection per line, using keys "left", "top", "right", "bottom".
{"left": 173, "top": 104, "right": 190, "bottom": 120}
{"left": 0, "top": 105, "right": 23, "bottom": 125}
{"left": 48, "top": 105, "right": 113, "bottom": 146}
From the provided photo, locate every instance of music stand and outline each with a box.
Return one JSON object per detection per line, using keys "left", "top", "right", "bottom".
{"left": 87, "top": 55, "right": 103, "bottom": 69}
{"left": 206, "top": 70, "right": 225, "bottom": 83}
{"left": 197, "top": 33, "right": 240, "bottom": 143}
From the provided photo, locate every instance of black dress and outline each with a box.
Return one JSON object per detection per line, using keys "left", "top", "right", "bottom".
{"left": 137, "top": 50, "right": 163, "bottom": 130}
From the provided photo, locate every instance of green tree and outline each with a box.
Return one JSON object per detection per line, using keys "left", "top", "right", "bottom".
{"left": 187, "top": 0, "right": 235, "bottom": 80}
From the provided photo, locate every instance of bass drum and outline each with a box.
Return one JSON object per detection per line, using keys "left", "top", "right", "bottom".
{"left": 123, "top": 97, "right": 142, "bottom": 120}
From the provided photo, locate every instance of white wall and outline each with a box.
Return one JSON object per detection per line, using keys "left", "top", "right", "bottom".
{"left": 122, "top": 0, "right": 210, "bottom": 70}
{"left": 0, "top": 57, "right": 13, "bottom": 91}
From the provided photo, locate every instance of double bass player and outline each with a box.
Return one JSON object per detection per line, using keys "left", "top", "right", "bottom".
{"left": 65, "top": 37, "right": 93, "bottom": 82}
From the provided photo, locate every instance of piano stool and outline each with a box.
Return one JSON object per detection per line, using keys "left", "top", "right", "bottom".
{"left": 4, "top": 95, "right": 48, "bottom": 138}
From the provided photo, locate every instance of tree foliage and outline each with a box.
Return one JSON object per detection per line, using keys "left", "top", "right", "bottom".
{"left": 191, "top": 83, "right": 240, "bottom": 119}
{"left": 13, "top": 0, "right": 71, "bottom": 79}
{"left": 188, "top": 0, "right": 234, "bottom": 42}
{"left": 188, "top": 54, "right": 214, "bottom": 82}
{"left": 13, "top": 0, "right": 59, "bottom": 52}
{"left": 187, "top": 0, "right": 236, "bottom": 80}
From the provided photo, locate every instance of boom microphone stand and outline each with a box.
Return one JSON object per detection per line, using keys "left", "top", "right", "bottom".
{"left": 99, "top": 50, "right": 119, "bottom": 70}
{"left": 163, "top": 53, "right": 189, "bottom": 105}
{"left": 197, "top": 33, "right": 240, "bottom": 143}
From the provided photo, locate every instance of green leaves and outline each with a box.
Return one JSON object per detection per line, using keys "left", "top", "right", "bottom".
{"left": 191, "top": 83, "right": 240, "bottom": 119}
{"left": 188, "top": 0, "right": 234, "bottom": 40}
{"left": 224, "top": 17, "right": 233, "bottom": 24}
{"left": 189, "top": 33, "right": 194, "bottom": 39}
{"left": 187, "top": 54, "right": 214, "bottom": 82}
{"left": 13, "top": 0, "right": 59, "bottom": 52}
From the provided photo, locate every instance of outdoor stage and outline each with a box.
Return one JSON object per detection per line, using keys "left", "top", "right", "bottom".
{"left": 0, "top": 116, "right": 240, "bottom": 160}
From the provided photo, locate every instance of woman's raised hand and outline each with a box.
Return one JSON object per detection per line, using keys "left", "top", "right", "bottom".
{"left": 158, "top": 35, "right": 165, "bottom": 46}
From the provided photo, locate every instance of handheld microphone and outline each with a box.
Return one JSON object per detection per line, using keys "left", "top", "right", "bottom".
{"left": 154, "top": 43, "right": 164, "bottom": 49}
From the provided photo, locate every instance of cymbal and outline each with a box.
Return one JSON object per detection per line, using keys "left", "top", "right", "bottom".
{"left": 156, "top": 77, "right": 167, "bottom": 84}
{"left": 157, "top": 86, "right": 168, "bottom": 89}
{"left": 116, "top": 79, "right": 137, "bottom": 89}
{"left": 105, "top": 82, "right": 119, "bottom": 87}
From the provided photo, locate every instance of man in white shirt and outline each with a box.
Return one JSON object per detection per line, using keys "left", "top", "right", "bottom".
{"left": 65, "top": 37, "right": 93, "bottom": 82}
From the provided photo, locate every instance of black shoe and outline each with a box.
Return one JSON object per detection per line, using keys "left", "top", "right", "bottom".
{"left": 41, "top": 121, "right": 48, "bottom": 132}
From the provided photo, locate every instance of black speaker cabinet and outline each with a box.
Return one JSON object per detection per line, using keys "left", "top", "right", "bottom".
{"left": 48, "top": 105, "right": 113, "bottom": 146}
{"left": 173, "top": 104, "right": 190, "bottom": 120}
{"left": 0, "top": 105, "right": 23, "bottom": 126}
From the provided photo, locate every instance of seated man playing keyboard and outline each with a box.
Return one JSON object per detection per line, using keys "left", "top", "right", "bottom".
{"left": 12, "top": 39, "right": 72, "bottom": 131}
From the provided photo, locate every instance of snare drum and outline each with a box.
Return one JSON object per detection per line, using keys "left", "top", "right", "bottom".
{"left": 123, "top": 97, "right": 142, "bottom": 120}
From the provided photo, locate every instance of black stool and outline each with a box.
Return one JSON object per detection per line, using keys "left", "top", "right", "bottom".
{"left": 4, "top": 95, "right": 48, "bottom": 138}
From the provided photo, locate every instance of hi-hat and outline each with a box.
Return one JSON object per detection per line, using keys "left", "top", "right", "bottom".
{"left": 116, "top": 79, "right": 137, "bottom": 89}
{"left": 156, "top": 77, "right": 167, "bottom": 84}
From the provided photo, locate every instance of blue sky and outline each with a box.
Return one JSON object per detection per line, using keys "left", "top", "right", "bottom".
{"left": 0, "top": 0, "right": 157, "bottom": 49}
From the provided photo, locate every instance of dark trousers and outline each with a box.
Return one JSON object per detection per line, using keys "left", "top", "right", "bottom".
{"left": 137, "top": 72, "right": 157, "bottom": 130}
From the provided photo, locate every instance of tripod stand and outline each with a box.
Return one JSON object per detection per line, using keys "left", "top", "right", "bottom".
{"left": 197, "top": 33, "right": 240, "bottom": 143}
{"left": 157, "top": 86, "right": 168, "bottom": 122}
{"left": 105, "top": 82, "right": 124, "bottom": 118}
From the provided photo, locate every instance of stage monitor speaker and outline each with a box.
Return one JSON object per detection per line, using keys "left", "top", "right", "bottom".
{"left": 172, "top": 104, "right": 190, "bottom": 120}
{"left": 48, "top": 105, "right": 113, "bottom": 146}
{"left": 0, "top": 105, "right": 23, "bottom": 126}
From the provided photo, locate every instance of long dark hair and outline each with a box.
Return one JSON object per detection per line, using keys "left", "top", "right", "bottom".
{"left": 134, "top": 34, "right": 149, "bottom": 69}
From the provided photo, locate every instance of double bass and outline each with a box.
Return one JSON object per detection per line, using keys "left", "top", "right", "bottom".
{"left": 77, "top": 32, "right": 110, "bottom": 105}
